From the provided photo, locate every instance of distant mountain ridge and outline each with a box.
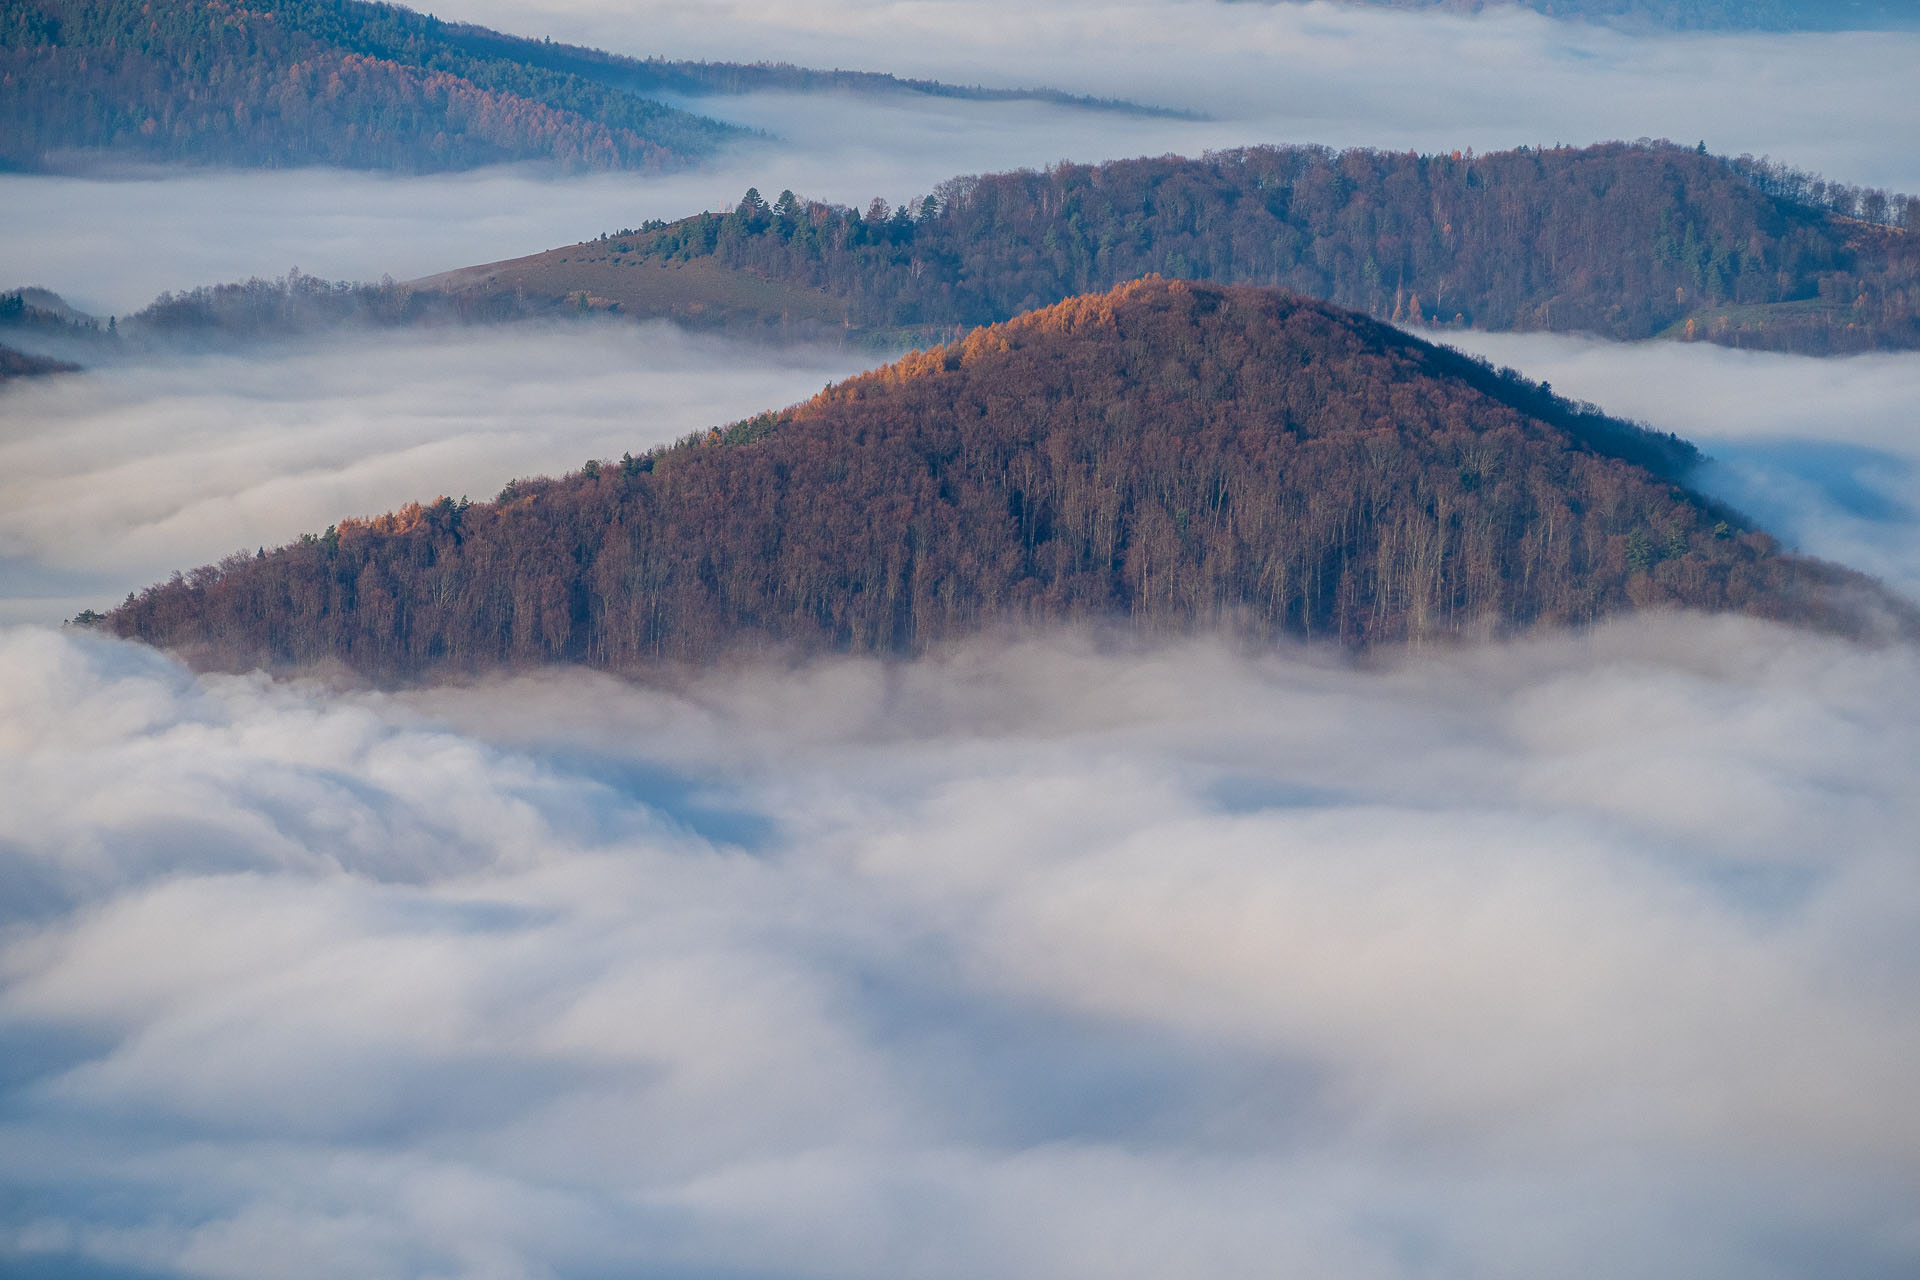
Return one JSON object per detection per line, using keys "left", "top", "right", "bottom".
{"left": 0, "top": 0, "right": 1171, "bottom": 174}
{"left": 105, "top": 280, "right": 1903, "bottom": 677}
{"left": 1309, "top": 0, "right": 1920, "bottom": 31}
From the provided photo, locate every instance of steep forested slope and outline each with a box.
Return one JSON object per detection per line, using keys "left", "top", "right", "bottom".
{"left": 108, "top": 280, "right": 1895, "bottom": 677}
{"left": 591, "top": 142, "right": 1920, "bottom": 354}
{"left": 0, "top": 0, "right": 737, "bottom": 170}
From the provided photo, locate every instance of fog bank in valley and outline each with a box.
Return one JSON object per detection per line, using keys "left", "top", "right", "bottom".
{"left": 0, "top": 324, "right": 869, "bottom": 625}
{"left": 1, "top": 616, "right": 1917, "bottom": 1279}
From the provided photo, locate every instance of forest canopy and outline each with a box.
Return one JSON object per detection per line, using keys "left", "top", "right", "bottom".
{"left": 0, "top": 0, "right": 742, "bottom": 170}
{"left": 601, "top": 141, "right": 1920, "bottom": 355}
{"left": 106, "top": 280, "right": 1904, "bottom": 678}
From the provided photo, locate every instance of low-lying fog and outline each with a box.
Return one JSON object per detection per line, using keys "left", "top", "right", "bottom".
{"left": 3, "top": 617, "right": 1917, "bottom": 1279}
{"left": 443, "top": 0, "right": 1920, "bottom": 191}
{"left": 6, "top": 0, "right": 1919, "bottom": 312}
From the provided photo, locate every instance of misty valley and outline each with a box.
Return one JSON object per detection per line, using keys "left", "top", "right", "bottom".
{"left": 3, "top": 2, "right": 1920, "bottom": 1279}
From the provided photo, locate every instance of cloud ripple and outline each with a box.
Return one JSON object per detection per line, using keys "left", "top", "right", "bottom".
{"left": 2, "top": 616, "right": 1917, "bottom": 1279}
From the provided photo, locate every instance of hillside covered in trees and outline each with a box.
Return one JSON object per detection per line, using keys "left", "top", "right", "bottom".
{"left": 97, "top": 142, "right": 1920, "bottom": 356}
{"left": 0, "top": 0, "right": 732, "bottom": 171}
{"left": 107, "top": 280, "right": 1898, "bottom": 678}
{"left": 553, "top": 141, "right": 1920, "bottom": 355}
{"left": 0, "top": 0, "right": 1161, "bottom": 173}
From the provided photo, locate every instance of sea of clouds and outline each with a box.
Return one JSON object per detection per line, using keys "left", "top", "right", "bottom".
{"left": 3, "top": 616, "right": 1919, "bottom": 1279}
{"left": 4, "top": 1, "right": 1920, "bottom": 1275}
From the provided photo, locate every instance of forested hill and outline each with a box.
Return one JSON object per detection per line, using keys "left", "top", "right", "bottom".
{"left": 107, "top": 280, "right": 1899, "bottom": 678}
{"left": 574, "top": 141, "right": 1920, "bottom": 355}
{"left": 1332, "top": 0, "right": 1920, "bottom": 31}
{"left": 0, "top": 0, "right": 1166, "bottom": 173}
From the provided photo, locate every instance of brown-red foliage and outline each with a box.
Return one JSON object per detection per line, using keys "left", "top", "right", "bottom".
{"left": 109, "top": 280, "right": 1900, "bottom": 677}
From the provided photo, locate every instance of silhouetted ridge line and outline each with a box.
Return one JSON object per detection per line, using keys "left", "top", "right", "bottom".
{"left": 1318, "top": 0, "right": 1920, "bottom": 33}
{"left": 107, "top": 280, "right": 1907, "bottom": 676}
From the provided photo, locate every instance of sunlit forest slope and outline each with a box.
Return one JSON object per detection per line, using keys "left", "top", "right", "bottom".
{"left": 107, "top": 280, "right": 1898, "bottom": 676}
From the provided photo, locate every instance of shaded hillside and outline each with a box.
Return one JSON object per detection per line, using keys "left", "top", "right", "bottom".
{"left": 108, "top": 280, "right": 1898, "bottom": 677}
{"left": 0, "top": 0, "right": 732, "bottom": 171}
{"left": 0, "top": 288, "right": 114, "bottom": 366}
{"left": 0, "top": 0, "right": 1165, "bottom": 173}
{"left": 500, "top": 142, "right": 1916, "bottom": 355}
{"left": 109, "top": 143, "right": 1920, "bottom": 355}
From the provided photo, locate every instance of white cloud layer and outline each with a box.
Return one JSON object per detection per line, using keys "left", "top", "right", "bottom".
{"left": 1, "top": 616, "right": 1918, "bottom": 1280}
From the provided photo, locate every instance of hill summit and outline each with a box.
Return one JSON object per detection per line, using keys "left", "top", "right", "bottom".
{"left": 108, "top": 279, "right": 1899, "bottom": 675}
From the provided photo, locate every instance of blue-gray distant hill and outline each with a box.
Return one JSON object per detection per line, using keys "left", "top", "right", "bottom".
{"left": 1296, "top": 0, "right": 1919, "bottom": 32}
{"left": 0, "top": 0, "right": 1175, "bottom": 174}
